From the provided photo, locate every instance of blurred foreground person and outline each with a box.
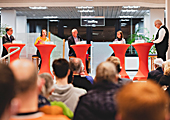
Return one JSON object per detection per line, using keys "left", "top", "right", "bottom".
{"left": 73, "top": 61, "right": 120, "bottom": 120}
{"left": 0, "top": 63, "right": 19, "bottom": 120}
{"left": 116, "top": 81, "right": 169, "bottom": 120}
{"left": 10, "top": 59, "right": 70, "bottom": 120}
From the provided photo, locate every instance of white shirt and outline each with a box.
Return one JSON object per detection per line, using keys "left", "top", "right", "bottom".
{"left": 153, "top": 25, "right": 166, "bottom": 43}
{"left": 114, "top": 38, "right": 126, "bottom": 44}
{"left": 73, "top": 37, "right": 80, "bottom": 44}
{"left": 7, "top": 34, "right": 11, "bottom": 40}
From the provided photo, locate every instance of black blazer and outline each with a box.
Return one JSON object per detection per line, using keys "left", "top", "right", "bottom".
{"left": 1, "top": 34, "right": 15, "bottom": 57}
{"left": 68, "top": 35, "right": 82, "bottom": 57}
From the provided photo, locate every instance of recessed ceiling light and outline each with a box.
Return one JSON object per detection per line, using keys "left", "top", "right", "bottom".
{"left": 119, "top": 16, "right": 133, "bottom": 18}
{"left": 43, "top": 16, "right": 58, "bottom": 19}
{"left": 78, "top": 10, "right": 95, "bottom": 12}
{"left": 49, "top": 20, "right": 59, "bottom": 22}
{"left": 122, "top": 6, "right": 140, "bottom": 9}
{"left": 120, "top": 19, "right": 130, "bottom": 21}
{"left": 29, "top": 6, "right": 47, "bottom": 9}
{"left": 121, "top": 10, "right": 138, "bottom": 12}
{"left": 63, "top": 26, "right": 67, "bottom": 28}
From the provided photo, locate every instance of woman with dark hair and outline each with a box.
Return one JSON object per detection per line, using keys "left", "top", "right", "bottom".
{"left": 113, "top": 30, "right": 126, "bottom": 44}
{"left": 34, "top": 29, "right": 49, "bottom": 69}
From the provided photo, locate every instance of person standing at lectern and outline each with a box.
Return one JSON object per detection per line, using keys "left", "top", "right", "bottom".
{"left": 68, "top": 28, "right": 83, "bottom": 57}
{"left": 1, "top": 27, "right": 15, "bottom": 58}
{"left": 152, "top": 20, "right": 169, "bottom": 61}
{"left": 34, "top": 29, "right": 49, "bottom": 69}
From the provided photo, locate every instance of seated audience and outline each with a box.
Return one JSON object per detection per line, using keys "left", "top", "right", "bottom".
{"left": 147, "top": 58, "right": 163, "bottom": 83}
{"left": 9, "top": 59, "right": 70, "bottom": 120}
{"left": 116, "top": 81, "right": 169, "bottom": 120}
{"left": 69, "top": 58, "right": 92, "bottom": 91}
{"left": 0, "top": 63, "right": 19, "bottom": 120}
{"left": 106, "top": 56, "right": 132, "bottom": 85}
{"left": 159, "top": 60, "right": 170, "bottom": 86}
{"left": 73, "top": 61, "right": 120, "bottom": 120}
{"left": 49, "top": 58, "right": 86, "bottom": 112}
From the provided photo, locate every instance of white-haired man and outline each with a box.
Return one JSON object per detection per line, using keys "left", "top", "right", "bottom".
{"left": 152, "top": 20, "right": 169, "bottom": 61}
{"left": 147, "top": 58, "right": 163, "bottom": 83}
{"left": 68, "top": 28, "right": 83, "bottom": 57}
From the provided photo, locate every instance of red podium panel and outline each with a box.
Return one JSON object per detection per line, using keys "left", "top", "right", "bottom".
{"left": 109, "top": 44, "right": 130, "bottom": 78}
{"left": 71, "top": 44, "right": 91, "bottom": 75}
{"left": 3, "top": 43, "right": 25, "bottom": 63}
{"left": 132, "top": 43, "right": 153, "bottom": 80}
{"left": 35, "top": 44, "right": 56, "bottom": 77}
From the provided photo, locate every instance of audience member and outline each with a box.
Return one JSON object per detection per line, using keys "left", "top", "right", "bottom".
{"left": 73, "top": 61, "right": 120, "bottom": 120}
{"left": 9, "top": 59, "right": 69, "bottom": 120}
{"left": 106, "top": 56, "right": 132, "bottom": 85}
{"left": 38, "top": 73, "right": 74, "bottom": 119}
{"left": 147, "top": 58, "right": 163, "bottom": 83}
{"left": 49, "top": 58, "right": 86, "bottom": 112}
{"left": 0, "top": 63, "right": 19, "bottom": 120}
{"left": 116, "top": 81, "right": 169, "bottom": 120}
{"left": 69, "top": 58, "right": 92, "bottom": 91}
{"left": 159, "top": 60, "right": 170, "bottom": 86}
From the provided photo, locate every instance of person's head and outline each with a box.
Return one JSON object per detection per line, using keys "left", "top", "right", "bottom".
{"left": 40, "top": 29, "right": 47, "bottom": 37}
{"left": 9, "top": 59, "right": 38, "bottom": 95}
{"left": 69, "top": 58, "right": 82, "bottom": 74}
{"left": 72, "top": 28, "right": 78, "bottom": 38}
{"left": 0, "top": 63, "right": 19, "bottom": 120}
{"left": 117, "top": 31, "right": 124, "bottom": 39}
{"left": 163, "top": 60, "right": 170, "bottom": 76}
{"left": 95, "top": 61, "right": 118, "bottom": 83}
{"left": 6, "top": 27, "right": 13, "bottom": 36}
{"left": 154, "top": 20, "right": 162, "bottom": 29}
{"left": 39, "top": 73, "right": 54, "bottom": 97}
{"left": 106, "top": 56, "right": 121, "bottom": 73}
{"left": 116, "top": 81, "right": 169, "bottom": 120}
{"left": 52, "top": 58, "right": 70, "bottom": 78}
{"left": 154, "top": 58, "right": 163, "bottom": 69}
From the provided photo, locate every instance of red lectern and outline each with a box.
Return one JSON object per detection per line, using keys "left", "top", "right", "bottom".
{"left": 132, "top": 43, "right": 153, "bottom": 80}
{"left": 71, "top": 44, "right": 91, "bottom": 75}
{"left": 3, "top": 43, "right": 25, "bottom": 63}
{"left": 35, "top": 44, "right": 56, "bottom": 77}
{"left": 109, "top": 44, "right": 130, "bottom": 78}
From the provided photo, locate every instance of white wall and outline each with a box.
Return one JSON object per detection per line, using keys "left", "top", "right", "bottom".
{"left": 144, "top": 14, "right": 150, "bottom": 38}
{"left": 16, "top": 16, "right": 27, "bottom": 33}
{"left": 166, "top": 0, "right": 170, "bottom": 60}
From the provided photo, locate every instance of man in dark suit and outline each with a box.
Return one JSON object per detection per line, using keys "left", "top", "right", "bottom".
{"left": 68, "top": 29, "right": 83, "bottom": 57}
{"left": 1, "top": 27, "right": 15, "bottom": 58}
{"left": 152, "top": 20, "right": 169, "bottom": 61}
{"left": 147, "top": 58, "right": 164, "bottom": 83}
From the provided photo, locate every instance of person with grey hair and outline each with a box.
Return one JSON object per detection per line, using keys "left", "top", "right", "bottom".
{"left": 68, "top": 28, "right": 83, "bottom": 57}
{"left": 69, "top": 58, "right": 92, "bottom": 91}
{"left": 147, "top": 58, "right": 164, "bottom": 83}
{"left": 159, "top": 60, "right": 170, "bottom": 87}
{"left": 152, "top": 20, "right": 169, "bottom": 61}
{"left": 73, "top": 61, "right": 120, "bottom": 120}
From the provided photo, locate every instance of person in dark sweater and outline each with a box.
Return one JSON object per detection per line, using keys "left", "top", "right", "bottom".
{"left": 159, "top": 60, "right": 170, "bottom": 86}
{"left": 152, "top": 20, "right": 169, "bottom": 61}
{"left": 147, "top": 58, "right": 163, "bottom": 83}
{"left": 73, "top": 61, "right": 120, "bottom": 120}
{"left": 69, "top": 58, "right": 92, "bottom": 91}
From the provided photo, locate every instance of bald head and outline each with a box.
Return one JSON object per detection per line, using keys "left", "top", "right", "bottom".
{"left": 69, "top": 58, "right": 82, "bottom": 73}
{"left": 10, "top": 59, "right": 38, "bottom": 94}
{"left": 96, "top": 61, "right": 118, "bottom": 83}
{"left": 154, "top": 20, "right": 162, "bottom": 29}
{"left": 72, "top": 28, "right": 78, "bottom": 38}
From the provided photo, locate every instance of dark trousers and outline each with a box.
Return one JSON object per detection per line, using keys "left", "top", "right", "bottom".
{"left": 37, "top": 50, "right": 42, "bottom": 69}
{"left": 156, "top": 46, "right": 167, "bottom": 61}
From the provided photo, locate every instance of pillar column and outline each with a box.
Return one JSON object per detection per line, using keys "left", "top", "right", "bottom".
{"left": 16, "top": 16, "right": 27, "bottom": 33}
{"left": 1, "top": 10, "right": 16, "bottom": 34}
{"left": 144, "top": 14, "right": 150, "bottom": 38}
{"left": 166, "top": 0, "right": 170, "bottom": 60}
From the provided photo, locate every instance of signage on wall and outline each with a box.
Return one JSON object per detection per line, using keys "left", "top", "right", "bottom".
{"left": 80, "top": 16, "right": 105, "bottom": 27}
